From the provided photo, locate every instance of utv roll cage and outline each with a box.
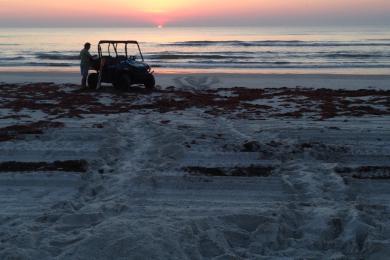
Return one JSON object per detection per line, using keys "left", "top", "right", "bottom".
{"left": 87, "top": 40, "right": 155, "bottom": 90}
{"left": 97, "top": 40, "right": 144, "bottom": 61}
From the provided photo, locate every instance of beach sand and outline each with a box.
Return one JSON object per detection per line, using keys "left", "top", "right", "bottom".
{"left": 0, "top": 74, "right": 390, "bottom": 259}
{"left": 1, "top": 71, "right": 390, "bottom": 89}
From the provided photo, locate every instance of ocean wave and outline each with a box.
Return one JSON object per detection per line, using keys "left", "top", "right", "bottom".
{"left": 0, "top": 56, "right": 25, "bottom": 61}
{"left": 156, "top": 63, "right": 390, "bottom": 69}
{"left": 33, "top": 51, "right": 254, "bottom": 61}
{"left": 29, "top": 62, "right": 74, "bottom": 67}
{"left": 0, "top": 62, "right": 74, "bottom": 67}
{"left": 366, "top": 39, "right": 390, "bottom": 41}
{"left": 29, "top": 49, "right": 389, "bottom": 65}
{"left": 146, "top": 53, "right": 250, "bottom": 60}
{"left": 2, "top": 60, "right": 389, "bottom": 70}
{"left": 148, "top": 52, "right": 388, "bottom": 60}
{"left": 322, "top": 52, "right": 388, "bottom": 58}
{"left": 35, "top": 52, "right": 80, "bottom": 60}
{"left": 161, "top": 40, "right": 390, "bottom": 47}
{"left": 187, "top": 61, "right": 295, "bottom": 66}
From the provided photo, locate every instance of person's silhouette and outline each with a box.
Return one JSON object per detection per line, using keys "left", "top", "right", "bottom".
{"left": 80, "top": 42, "right": 92, "bottom": 88}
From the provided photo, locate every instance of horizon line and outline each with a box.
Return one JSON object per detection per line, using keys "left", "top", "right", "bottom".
{"left": 1, "top": 24, "right": 390, "bottom": 29}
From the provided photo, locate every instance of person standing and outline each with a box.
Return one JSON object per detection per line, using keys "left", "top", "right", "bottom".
{"left": 80, "top": 42, "right": 92, "bottom": 88}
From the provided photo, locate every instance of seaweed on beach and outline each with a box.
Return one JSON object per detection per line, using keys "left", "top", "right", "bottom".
{"left": 0, "top": 160, "right": 88, "bottom": 172}
{"left": 0, "top": 121, "right": 64, "bottom": 142}
{"left": 335, "top": 166, "right": 390, "bottom": 179}
{"left": 185, "top": 166, "right": 274, "bottom": 177}
{"left": 0, "top": 83, "right": 390, "bottom": 136}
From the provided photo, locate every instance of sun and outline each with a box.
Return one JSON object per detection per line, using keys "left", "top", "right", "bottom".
{"left": 127, "top": 0, "right": 202, "bottom": 27}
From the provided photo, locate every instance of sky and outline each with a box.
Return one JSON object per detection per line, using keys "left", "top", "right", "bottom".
{"left": 1, "top": 0, "right": 390, "bottom": 27}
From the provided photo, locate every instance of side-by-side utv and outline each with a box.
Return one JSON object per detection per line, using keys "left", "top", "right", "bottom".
{"left": 88, "top": 41, "right": 155, "bottom": 90}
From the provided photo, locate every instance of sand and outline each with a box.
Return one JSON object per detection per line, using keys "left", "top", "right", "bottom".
{"left": 0, "top": 76, "right": 389, "bottom": 259}
{"left": 1, "top": 71, "right": 390, "bottom": 89}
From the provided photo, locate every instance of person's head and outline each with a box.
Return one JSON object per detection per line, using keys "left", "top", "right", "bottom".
{"left": 84, "top": 42, "right": 91, "bottom": 50}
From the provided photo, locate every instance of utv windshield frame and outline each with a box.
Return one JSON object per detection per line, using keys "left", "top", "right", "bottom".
{"left": 97, "top": 40, "right": 144, "bottom": 61}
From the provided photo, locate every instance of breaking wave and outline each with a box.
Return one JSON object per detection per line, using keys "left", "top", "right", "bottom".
{"left": 161, "top": 40, "right": 390, "bottom": 47}
{"left": 35, "top": 52, "right": 80, "bottom": 60}
{"left": 0, "top": 56, "right": 25, "bottom": 61}
{"left": 146, "top": 53, "right": 251, "bottom": 60}
{"left": 0, "top": 62, "right": 73, "bottom": 67}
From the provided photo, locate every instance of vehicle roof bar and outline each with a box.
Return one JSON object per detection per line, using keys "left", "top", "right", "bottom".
{"left": 99, "top": 40, "right": 139, "bottom": 44}
{"left": 136, "top": 43, "right": 144, "bottom": 61}
{"left": 113, "top": 43, "right": 118, "bottom": 57}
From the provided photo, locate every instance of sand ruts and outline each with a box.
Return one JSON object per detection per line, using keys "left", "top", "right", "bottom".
{"left": 0, "top": 82, "right": 389, "bottom": 259}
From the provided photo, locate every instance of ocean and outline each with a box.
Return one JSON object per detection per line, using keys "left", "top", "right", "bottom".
{"left": 0, "top": 26, "right": 390, "bottom": 74}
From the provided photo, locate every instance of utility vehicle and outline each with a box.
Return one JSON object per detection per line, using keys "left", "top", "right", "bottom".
{"left": 88, "top": 40, "right": 155, "bottom": 89}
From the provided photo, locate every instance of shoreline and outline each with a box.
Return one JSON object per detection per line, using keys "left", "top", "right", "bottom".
{"left": 1, "top": 71, "right": 390, "bottom": 90}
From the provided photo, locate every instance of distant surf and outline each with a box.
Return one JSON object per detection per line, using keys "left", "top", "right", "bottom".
{"left": 160, "top": 40, "right": 390, "bottom": 47}
{"left": 1, "top": 26, "right": 390, "bottom": 74}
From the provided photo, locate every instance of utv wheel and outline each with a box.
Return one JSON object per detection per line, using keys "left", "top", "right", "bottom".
{"left": 115, "top": 74, "right": 131, "bottom": 90}
{"left": 144, "top": 74, "right": 155, "bottom": 89}
{"left": 87, "top": 73, "right": 98, "bottom": 89}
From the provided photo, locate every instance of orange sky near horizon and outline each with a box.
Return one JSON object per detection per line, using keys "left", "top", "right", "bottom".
{"left": 1, "top": 0, "right": 390, "bottom": 26}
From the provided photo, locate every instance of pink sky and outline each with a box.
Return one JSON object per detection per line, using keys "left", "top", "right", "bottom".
{"left": 1, "top": 0, "right": 390, "bottom": 26}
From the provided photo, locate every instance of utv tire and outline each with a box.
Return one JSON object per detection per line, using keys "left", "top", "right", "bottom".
{"left": 144, "top": 74, "right": 155, "bottom": 89}
{"left": 87, "top": 73, "right": 98, "bottom": 89}
{"left": 115, "top": 74, "right": 131, "bottom": 90}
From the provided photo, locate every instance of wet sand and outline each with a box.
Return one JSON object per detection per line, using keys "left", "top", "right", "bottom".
{"left": 1, "top": 71, "right": 390, "bottom": 90}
